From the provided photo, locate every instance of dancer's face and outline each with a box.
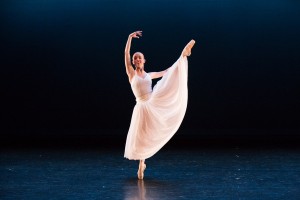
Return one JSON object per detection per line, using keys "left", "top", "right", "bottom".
{"left": 132, "top": 52, "right": 146, "bottom": 69}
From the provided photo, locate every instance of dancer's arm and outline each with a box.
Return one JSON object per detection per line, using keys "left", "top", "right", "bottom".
{"left": 149, "top": 69, "right": 168, "bottom": 79}
{"left": 124, "top": 31, "right": 142, "bottom": 80}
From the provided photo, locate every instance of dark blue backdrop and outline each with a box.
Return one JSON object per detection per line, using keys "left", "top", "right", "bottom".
{"left": 2, "top": 0, "right": 300, "bottom": 137}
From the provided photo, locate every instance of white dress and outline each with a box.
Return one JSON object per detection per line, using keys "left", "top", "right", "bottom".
{"left": 124, "top": 55, "right": 188, "bottom": 160}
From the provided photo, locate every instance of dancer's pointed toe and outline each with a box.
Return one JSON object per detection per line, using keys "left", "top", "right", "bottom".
{"left": 182, "top": 39, "right": 196, "bottom": 57}
{"left": 189, "top": 39, "right": 196, "bottom": 46}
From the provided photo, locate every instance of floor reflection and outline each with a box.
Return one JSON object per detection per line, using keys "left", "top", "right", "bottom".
{"left": 123, "top": 178, "right": 179, "bottom": 200}
{"left": 2, "top": 149, "right": 300, "bottom": 199}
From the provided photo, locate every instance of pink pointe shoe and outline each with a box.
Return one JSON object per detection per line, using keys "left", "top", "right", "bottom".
{"left": 182, "top": 39, "right": 196, "bottom": 57}
{"left": 137, "top": 163, "right": 146, "bottom": 180}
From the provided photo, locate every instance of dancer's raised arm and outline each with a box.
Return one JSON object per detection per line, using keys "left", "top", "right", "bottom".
{"left": 124, "top": 31, "right": 142, "bottom": 80}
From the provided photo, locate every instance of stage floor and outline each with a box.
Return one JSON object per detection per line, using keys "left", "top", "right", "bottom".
{"left": 1, "top": 148, "right": 299, "bottom": 199}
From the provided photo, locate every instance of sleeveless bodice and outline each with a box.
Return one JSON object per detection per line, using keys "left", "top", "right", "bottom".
{"left": 131, "top": 73, "right": 152, "bottom": 102}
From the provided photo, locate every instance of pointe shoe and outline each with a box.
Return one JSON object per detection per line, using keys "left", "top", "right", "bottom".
{"left": 137, "top": 164, "right": 146, "bottom": 179}
{"left": 183, "top": 39, "right": 196, "bottom": 57}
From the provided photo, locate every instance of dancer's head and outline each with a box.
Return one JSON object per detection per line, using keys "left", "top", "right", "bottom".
{"left": 132, "top": 52, "right": 146, "bottom": 70}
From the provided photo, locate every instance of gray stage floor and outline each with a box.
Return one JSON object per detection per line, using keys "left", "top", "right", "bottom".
{"left": 1, "top": 148, "right": 300, "bottom": 199}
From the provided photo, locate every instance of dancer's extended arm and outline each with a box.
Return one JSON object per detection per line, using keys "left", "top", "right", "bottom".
{"left": 149, "top": 69, "right": 168, "bottom": 79}
{"left": 124, "top": 31, "right": 142, "bottom": 81}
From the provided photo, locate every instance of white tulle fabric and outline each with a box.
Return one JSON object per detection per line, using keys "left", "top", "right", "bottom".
{"left": 124, "top": 55, "right": 188, "bottom": 160}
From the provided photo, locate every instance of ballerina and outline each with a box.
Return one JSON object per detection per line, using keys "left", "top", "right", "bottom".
{"left": 124, "top": 30, "right": 195, "bottom": 179}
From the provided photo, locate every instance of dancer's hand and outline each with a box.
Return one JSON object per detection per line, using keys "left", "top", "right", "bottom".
{"left": 129, "top": 31, "right": 142, "bottom": 39}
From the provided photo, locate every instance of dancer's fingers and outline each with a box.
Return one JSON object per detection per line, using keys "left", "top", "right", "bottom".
{"left": 131, "top": 31, "right": 142, "bottom": 37}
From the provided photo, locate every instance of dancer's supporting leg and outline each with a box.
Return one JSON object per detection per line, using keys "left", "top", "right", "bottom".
{"left": 138, "top": 159, "right": 146, "bottom": 179}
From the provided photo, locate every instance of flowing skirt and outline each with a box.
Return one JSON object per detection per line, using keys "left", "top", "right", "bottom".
{"left": 124, "top": 55, "right": 188, "bottom": 160}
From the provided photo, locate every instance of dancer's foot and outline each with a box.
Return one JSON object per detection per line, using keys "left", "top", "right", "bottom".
{"left": 137, "top": 163, "right": 146, "bottom": 180}
{"left": 182, "top": 39, "right": 196, "bottom": 57}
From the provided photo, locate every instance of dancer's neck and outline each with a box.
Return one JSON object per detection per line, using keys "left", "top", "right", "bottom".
{"left": 136, "top": 67, "right": 144, "bottom": 73}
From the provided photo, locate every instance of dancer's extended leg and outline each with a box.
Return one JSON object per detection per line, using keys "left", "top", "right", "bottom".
{"left": 182, "top": 39, "right": 196, "bottom": 57}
